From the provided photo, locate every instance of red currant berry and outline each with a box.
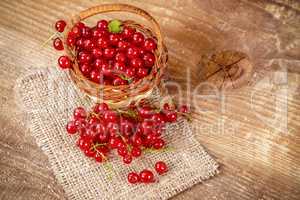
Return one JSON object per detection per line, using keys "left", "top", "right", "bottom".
{"left": 120, "top": 119, "right": 134, "bottom": 137}
{"left": 126, "top": 46, "right": 140, "bottom": 59}
{"left": 93, "top": 103, "right": 109, "bottom": 114}
{"left": 139, "top": 169, "right": 154, "bottom": 183}
{"left": 92, "top": 29, "right": 108, "bottom": 38}
{"left": 152, "top": 127, "right": 164, "bottom": 136}
{"left": 91, "top": 48, "right": 103, "bottom": 59}
{"left": 139, "top": 47, "right": 146, "bottom": 56}
{"left": 117, "top": 147, "right": 128, "bottom": 157}
{"left": 127, "top": 172, "right": 139, "bottom": 184}
{"left": 103, "top": 111, "right": 118, "bottom": 123}
{"left": 108, "top": 33, "right": 120, "bottom": 46}
{"left": 76, "top": 38, "right": 85, "bottom": 49}
{"left": 151, "top": 113, "right": 164, "bottom": 124}
{"left": 77, "top": 137, "right": 92, "bottom": 150}
{"left": 132, "top": 32, "right": 145, "bottom": 46}
{"left": 155, "top": 161, "right": 168, "bottom": 175}
{"left": 163, "top": 103, "right": 171, "bottom": 112}
{"left": 132, "top": 135, "right": 142, "bottom": 146}
{"left": 113, "top": 61, "right": 126, "bottom": 71}
{"left": 153, "top": 139, "right": 165, "bottom": 149}
{"left": 143, "top": 38, "right": 157, "bottom": 51}
{"left": 97, "top": 37, "right": 109, "bottom": 48}
{"left": 74, "top": 118, "right": 88, "bottom": 133}
{"left": 115, "top": 52, "right": 127, "bottom": 63}
{"left": 70, "top": 26, "right": 81, "bottom": 38}
{"left": 94, "top": 153, "right": 103, "bottom": 162}
{"left": 125, "top": 67, "right": 136, "bottom": 78}
{"left": 95, "top": 123, "right": 107, "bottom": 135}
{"left": 141, "top": 120, "right": 154, "bottom": 135}
{"left": 109, "top": 137, "right": 121, "bottom": 149}
{"left": 103, "top": 48, "right": 116, "bottom": 59}
{"left": 143, "top": 52, "right": 155, "bottom": 67}
{"left": 90, "top": 70, "right": 101, "bottom": 83}
{"left": 73, "top": 107, "right": 87, "bottom": 119}
{"left": 84, "top": 148, "right": 96, "bottom": 157}
{"left": 81, "top": 26, "right": 91, "bottom": 38}
{"left": 107, "top": 122, "right": 119, "bottom": 137}
{"left": 53, "top": 37, "right": 64, "bottom": 50}
{"left": 123, "top": 154, "right": 132, "bottom": 164}
{"left": 98, "top": 133, "right": 108, "bottom": 143}
{"left": 66, "top": 120, "right": 77, "bottom": 134}
{"left": 78, "top": 51, "right": 92, "bottom": 64}
{"left": 97, "top": 145, "right": 110, "bottom": 155}
{"left": 146, "top": 133, "right": 158, "bottom": 144}
{"left": 166, "top": 112, "right": 177, "bottom": 122}
{"left": 55, "top": 20, "right": 66, "bottom": 32}
{"left": 83, "top": 39, "right": 96, "bottom": 50}
{"left": 76, "top": 22, "right": 85, "bottom": 30}
{"left": 93, "top": 58, "right": 105, "bottom": 69}
{"left": 131, "top": 147, "right": 142, "bottom": 157}
{"left": 137, "top": 67, "right": 148, "bottom": 78}
{"left": 138, "top": 107, "right": 153, "bottom": 118}
{"left": 117, "top": 41, "right": 130, "bottom": 51}
{"left": 58, "top": 56, "right": 72, "bottom": 69}
{"left": 88, "top": 116, "right": 100, "bottom": 126}
{"left": 130, "top": 57, "right": 144, "bottom": 68}
{"left": 80, "top": 63, "right": 92, "bottom": 76}
{"left": 122, "top": 26, "right": 135, "bottom": 39}
{"left": 67, "top": 35, "right": 76, "bottom": 47}
{"left": 113, "top": 76, "right": 127, "bottom": 86}
{"left": 179, "top": 105, "right": 189, "bottom": 113}
{"left": 117, "top": 140, "right": 126, "bottom": 149}
{"left": 97, "top": 20, "right": 108, "bottom": 30}
{"left": 100, "top": 62, "right": 113, "bottom": 77}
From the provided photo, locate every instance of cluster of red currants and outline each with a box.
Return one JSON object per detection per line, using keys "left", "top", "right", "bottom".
{"left": 54, "top": 19, "right": 157, "bottom": 86}
{"left": 128, "top": 161, "right": 168, "bottom": 184}
{"left": 66, "top": 101, "right": 189, "bottom": 183}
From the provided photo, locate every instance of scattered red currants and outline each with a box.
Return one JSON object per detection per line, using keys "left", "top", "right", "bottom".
{"left": 55, "top": 20, "right": 66, "bottom": 32}
{"left": 155, "top": 161, "right": 168, "bottom": 175}
{"left": 139, "top": 169, "right": 155, "bottom": 183}
{"left": 53, "top": 37, "right": 64, "bottom": 50}
{"left": 127, "top": 172, "right": 140, "bottom": 184}
{"left": 58, "top": 56, "right": 72, "bottom": 69}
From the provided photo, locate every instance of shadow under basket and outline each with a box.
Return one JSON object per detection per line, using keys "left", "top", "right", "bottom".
{"left": 64, "top": 4, "right": 168, "bottom": 108}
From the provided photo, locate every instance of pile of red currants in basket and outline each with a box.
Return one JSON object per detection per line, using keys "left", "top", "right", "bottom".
{"left": 66, "top": 100, "right": 189, "bottom": 184}
{"left": 54, "top": 19, "right": 157, "bottom": 86}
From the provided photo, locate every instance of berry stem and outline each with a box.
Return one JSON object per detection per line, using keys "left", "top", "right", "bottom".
{"left": 41, "top": 31, "right": 59, "bottom": 48}
{"left": 116, "top": 109, "right": 139, "bottom": 121}
{"left": 91, "top": 143, "right": 108, "bottom": 161}
{"left": 89, "top": 112, "right": 102, "bottom": 119}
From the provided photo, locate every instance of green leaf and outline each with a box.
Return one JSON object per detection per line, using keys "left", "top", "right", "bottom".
{"left": 119, "top": 74, "right": 133, "bottom": 83}
{"left": 108, "top": 19, "right": 122, "bottom": 33}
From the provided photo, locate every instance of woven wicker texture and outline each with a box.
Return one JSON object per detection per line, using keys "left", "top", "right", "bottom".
{"left": 16, "top": 68, "right": 219, "bottom": 200}
{"left": 65, "top": 4, "right": 168, "bottom": 106}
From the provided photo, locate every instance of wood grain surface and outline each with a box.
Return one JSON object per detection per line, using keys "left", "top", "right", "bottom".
{"left": 0, "top": 0, "right": 299, "bottom": 199}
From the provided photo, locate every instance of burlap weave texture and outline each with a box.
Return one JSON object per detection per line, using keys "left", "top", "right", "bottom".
{"left": 16, "top": 68, "right": 219, "bottom": 200}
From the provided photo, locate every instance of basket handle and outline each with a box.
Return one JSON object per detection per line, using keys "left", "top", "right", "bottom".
{"left": 75, "top": 4, "right": 163, "bottom": 48}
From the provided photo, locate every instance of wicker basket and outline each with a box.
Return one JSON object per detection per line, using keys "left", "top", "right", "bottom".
{"left": 64, "top": 4, "right": 168, "bottom": 108}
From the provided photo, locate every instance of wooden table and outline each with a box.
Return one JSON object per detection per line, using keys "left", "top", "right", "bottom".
{"left": 0, "top": 0, "right": 299, "bottom": 199}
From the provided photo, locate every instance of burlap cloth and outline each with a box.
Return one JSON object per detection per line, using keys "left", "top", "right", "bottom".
{"left": 16, "top": 68, "right": 219, "bottom": 200}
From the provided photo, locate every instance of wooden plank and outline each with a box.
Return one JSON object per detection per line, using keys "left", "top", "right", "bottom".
{"left": 0, "top": 0, "right": 299, "bottom": 199}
